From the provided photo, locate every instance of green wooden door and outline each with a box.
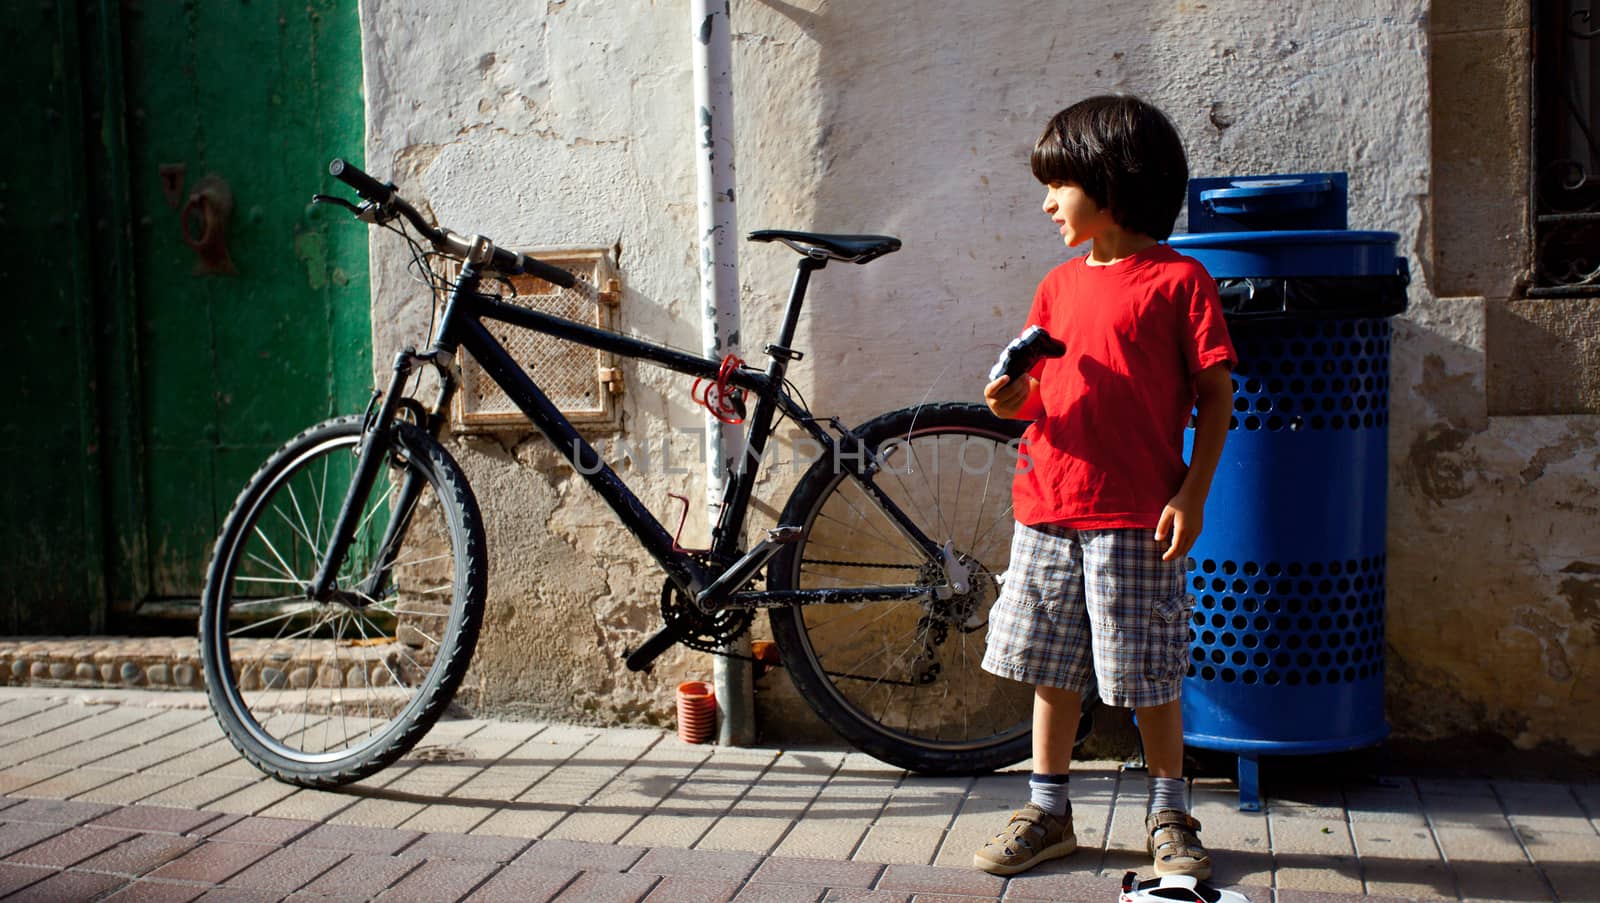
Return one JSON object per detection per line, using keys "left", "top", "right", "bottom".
{"left": 119, "top": 0, "right": 373, "bottom": 607}
{"left": 3, "top": 0, "right": 372, "bottom": 632}
{"left": 1, "top": 2, "right": 105, "bottom": 634}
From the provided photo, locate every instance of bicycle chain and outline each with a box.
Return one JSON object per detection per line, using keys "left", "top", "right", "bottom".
{"left": 664, "top": 567, "right": 928, "bottom": 685}
{"left": 800, "top": 558, "right": 920, "bottom": 570}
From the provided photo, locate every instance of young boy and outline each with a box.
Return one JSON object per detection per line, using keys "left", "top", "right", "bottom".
{"left": 974, "top": 95, "right": 1235, "bottom": 879}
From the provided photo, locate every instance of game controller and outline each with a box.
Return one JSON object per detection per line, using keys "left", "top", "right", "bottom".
{"left": 988, "top": 325, "right": 1066, "bottom": 383}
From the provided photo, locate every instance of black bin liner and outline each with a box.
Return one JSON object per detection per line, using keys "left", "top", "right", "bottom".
{"left": 1216, "top": 275, "right": 1409, "bottom": 320}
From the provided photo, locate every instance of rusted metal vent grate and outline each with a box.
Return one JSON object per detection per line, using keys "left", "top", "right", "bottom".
{"left": 447, "top": 249, "right": 621, "bottom": 431}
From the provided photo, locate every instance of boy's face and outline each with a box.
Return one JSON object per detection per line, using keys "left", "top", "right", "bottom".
{"left": 1042, "top": 181, "right": 1111, "bottom": 248}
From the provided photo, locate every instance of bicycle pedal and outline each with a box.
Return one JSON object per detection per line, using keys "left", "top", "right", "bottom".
{"left": 767, "top": 525, "right": 803, "bottom": 543}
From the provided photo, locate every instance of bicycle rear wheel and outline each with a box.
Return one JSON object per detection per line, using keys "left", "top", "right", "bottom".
{"left": 200, "top": 416, "right": 486, "bottom": 787}
{"left": 767, "top": 402, "right": 1034, "bottom": 774}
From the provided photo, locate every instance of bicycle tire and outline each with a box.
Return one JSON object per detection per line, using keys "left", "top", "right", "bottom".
{"left": 200, "top": 416, "right": 486, "bottom": 787}
{"left": 767, "top": 402, "right": 1034, "bottom": 775}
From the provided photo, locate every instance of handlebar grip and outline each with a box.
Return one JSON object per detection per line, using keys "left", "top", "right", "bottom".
{"left": 328, "top": 158, "right": 393, "bottom": 204}
{"left": 516, "top": 253, "right": 578, "bottom": 289}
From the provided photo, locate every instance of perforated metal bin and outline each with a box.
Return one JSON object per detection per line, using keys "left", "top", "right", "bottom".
{"left": 1167, "top": 173, "right": 1408, "bottom": 811}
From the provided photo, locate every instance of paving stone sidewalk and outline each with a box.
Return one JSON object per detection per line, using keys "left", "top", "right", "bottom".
{"left": 0, "top": 686, "right": 1593, "bottom": 902}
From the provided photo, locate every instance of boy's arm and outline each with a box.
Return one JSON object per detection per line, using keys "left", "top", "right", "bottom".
{"left": 1155, "top": 362, "right": 1233, "bottom": 561}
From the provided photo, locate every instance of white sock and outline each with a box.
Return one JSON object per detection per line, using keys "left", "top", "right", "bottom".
{"left": 1028, "top": 772, "right": 1071, "bottom": 817}
{"left": 1148, "top": 775, "right": 1187, "bottom": 815}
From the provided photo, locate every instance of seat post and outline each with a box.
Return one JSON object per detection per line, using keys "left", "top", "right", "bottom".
{"left": 713, "top": 255, "right": 823, "bottom": 559}
{"left": 772, "top": 255, "right": 824, "bottom": 361}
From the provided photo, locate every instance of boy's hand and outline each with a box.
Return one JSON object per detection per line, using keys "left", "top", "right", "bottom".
{"left": 1155, "top": 490, "right": 1204, "bottom": 562}
{"left": 984, "top": 375, "right": 1033, "bottom": 419}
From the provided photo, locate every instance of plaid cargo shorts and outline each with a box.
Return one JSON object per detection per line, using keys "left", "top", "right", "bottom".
{"left": 981, "top": 522, "right": 1193, "bottom": 708}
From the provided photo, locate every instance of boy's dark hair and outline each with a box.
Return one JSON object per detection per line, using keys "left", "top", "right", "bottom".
{"left": 1031, "top": 95, "right": 1189, "bottom": 241}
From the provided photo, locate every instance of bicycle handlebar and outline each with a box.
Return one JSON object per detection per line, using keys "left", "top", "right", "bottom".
{"left": 327, "top": 158, "right": 577, "bottom": 289}
{"left": 511, "top": 250, "right": 579, "bottom": 289}
{"left": 329, "top": 158, "right": 394, "bottom": 205}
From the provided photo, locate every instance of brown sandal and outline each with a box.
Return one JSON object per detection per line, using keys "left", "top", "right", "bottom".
{"left": 973, "top": 803, "right": 1077, "bottom": 876}
{"left": 1146, "top": 808, "right": 1212, "bottom": 879}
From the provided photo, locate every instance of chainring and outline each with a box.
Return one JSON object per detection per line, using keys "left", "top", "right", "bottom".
{"left": 659, "top": 577, "right": 754, "bottom": 654}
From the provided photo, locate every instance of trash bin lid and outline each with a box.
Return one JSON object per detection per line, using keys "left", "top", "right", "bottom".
{"left": 1187, "top": 172, "right": 1350, "bottom": 232}
{"left": 1198, "top": 176, "right": 1337, "bottom": 218}
{"left": 1168, "top": 230, "right": 1403, "bottom": 279}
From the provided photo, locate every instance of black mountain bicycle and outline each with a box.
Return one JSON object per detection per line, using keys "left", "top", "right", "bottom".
{"left": 199, "top": 160, "right": 1039, "bottom": 787}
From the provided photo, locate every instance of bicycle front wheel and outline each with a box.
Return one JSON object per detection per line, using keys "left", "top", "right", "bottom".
{"left": 767, "top": 402, "right": 1033, "bottom": 775}
{"left": 200, "top": 416, "right": 486, "bottom": 787}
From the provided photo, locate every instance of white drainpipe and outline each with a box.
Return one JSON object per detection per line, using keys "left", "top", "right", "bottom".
{"left": 692, "top": 0, "right": 753, "bottom": 746}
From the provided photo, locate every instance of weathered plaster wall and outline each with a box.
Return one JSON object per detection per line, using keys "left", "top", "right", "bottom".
{"left": 1412, "top": 1, "right": 1600, "bottom": 754}
{"left": 358, "top": 1, "right": 1599, "bottom": 756}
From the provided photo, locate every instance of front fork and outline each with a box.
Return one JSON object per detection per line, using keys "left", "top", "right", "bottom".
{"left": 307, "top": 347, "right": 444, "bottom": 602}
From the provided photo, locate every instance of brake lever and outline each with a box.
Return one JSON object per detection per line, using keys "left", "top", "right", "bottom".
{"left": 311, "top": 193, "right": 397, "bottom": 227}
{"left": 311, "top": 193, "right": 362, "bottom": 215}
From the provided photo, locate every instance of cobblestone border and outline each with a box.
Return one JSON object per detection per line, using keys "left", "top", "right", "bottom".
{"left": 0, "top": 638, "right": 203, "bottom": 692}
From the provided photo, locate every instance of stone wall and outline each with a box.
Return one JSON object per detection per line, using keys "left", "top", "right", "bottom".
{"left": 357, "top": 1, "right": 1600, "bottom": 757}
{"left": 1410, "top": 0, "right": 1600, "bottom": 755}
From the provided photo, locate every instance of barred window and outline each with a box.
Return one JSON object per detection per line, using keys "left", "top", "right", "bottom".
{"left": 1531, "top": 0, "right": 1600, "bottom": 296}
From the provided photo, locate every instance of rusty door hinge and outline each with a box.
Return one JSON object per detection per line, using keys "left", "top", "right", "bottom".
{"left": 598, "top": 366, "right": 625, "bottom": 395}
{"left": 597, "top": 278, "right": 621, "bottom": 307}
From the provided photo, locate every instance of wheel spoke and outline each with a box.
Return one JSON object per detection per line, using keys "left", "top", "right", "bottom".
{"left": 814, "top": 486, "right": 915, "bottom": 558}
{"left": 247, "top": 531, "right": 299, "bottom": 584}
{"left": 898, "top": 436, "right": 955, "bottom": 542}
{"left": 274, "top": 494, "right": 321, "bottom": 558}
{"left": 226, "top": 604, "right": 320, "bottom": 639}
{"left": 351, "top": 610, "right": 412, "bottom": 689}
{"left": 351, "top": 478, "right": 399, "bottom": 549}
{"left": 346, "top": 609, "right": 382, "bottom": 728}
{"left": 285, "top": 481, "right": 322, "bottom": 561}
{"left": 331, "top": 610, "right": 347, "bottom": 753}
{"left": 228, "top": 594, "right": 308, "bottom": 609}
{"left": 807, "top": 600, "right": 912, "bottom": 653}
{"left": 314, "top": 453, "right": 332, "bottom": 553}
{"left": 385, "top": 552, "right": 454, "bottom": 571}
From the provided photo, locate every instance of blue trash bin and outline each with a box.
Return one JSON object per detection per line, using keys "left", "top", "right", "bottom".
{"left": 1167, "top": 173, "right": 1408, "bottom": 811}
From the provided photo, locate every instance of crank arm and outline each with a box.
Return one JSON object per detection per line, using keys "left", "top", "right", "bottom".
{"left": 623, "top": 621, "right": 687, "bottom": 673}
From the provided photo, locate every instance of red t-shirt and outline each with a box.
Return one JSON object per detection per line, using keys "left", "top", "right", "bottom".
{"left": 1011, "top": 244, "right": 1235, "bottom": 529}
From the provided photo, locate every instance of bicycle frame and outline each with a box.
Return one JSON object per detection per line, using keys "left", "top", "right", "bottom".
{"left": 316, "top": 251, "right": 947, "bottom": 621}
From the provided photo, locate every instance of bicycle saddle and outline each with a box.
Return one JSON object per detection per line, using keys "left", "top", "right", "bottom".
{"left": 748, "top": 229, "right": 901, "bottom": 264}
